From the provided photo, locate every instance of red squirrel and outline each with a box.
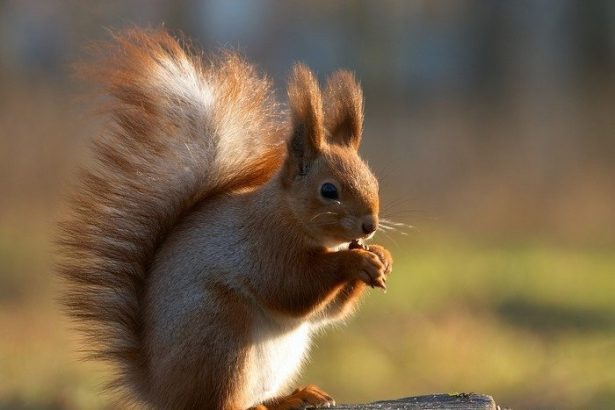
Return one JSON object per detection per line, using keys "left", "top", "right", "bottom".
{"left": 58, "top": 28, "right": 393, "bottom": 409}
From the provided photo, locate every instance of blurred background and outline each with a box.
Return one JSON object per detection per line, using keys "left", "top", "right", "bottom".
{"left": 1, "top": 1, "right": 614, "bottom": 409}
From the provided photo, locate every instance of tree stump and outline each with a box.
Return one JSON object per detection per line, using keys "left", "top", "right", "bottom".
{"left": 325, "top": 393, "right": 499, "bottom": 410}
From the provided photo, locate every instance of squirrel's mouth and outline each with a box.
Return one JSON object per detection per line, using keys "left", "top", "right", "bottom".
{"left": 362, "top": 231, "right": 376, "bottom": 241}
{"left": 349, "top": 230, "right": 375, "bottom": 243}
{"left": 328, "top": 234, "right": 373, "bottom": 253}
{"left": 318, "top": 220, "right": 376, "bottom": 249}
{"left": 332, "top": 232, "right": 374, "bottom": 247}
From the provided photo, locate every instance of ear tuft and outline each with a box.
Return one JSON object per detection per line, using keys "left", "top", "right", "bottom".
{"left": 283, "top": 64, "right": 325, "bottom": 183}
{"left": 287, "top": 64, "right": 325, "bottom": 151}
{"left": 324, "top": 70, "right": 364, "bottom": 150}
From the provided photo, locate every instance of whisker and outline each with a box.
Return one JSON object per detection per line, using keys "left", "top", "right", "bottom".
{"left": 380, "top": 218, "right": 405, "bottom": 226}
{"left": 310, "top": 220, "right": 339, "bottom": 227}
{"left": 379, "top": 222, "right": 404, "bottom": 230}
{"left": 376, "top": 227, "right": 399, "bottom": 247}
{"left": 380, "top": 218, "right": 415, "bottom": 229}
{"left": 310, "top": 211, "right": 338, "bottom": 223}
{"left": 378, "top": 224, "right": 397, "bottom": 231}
{"left": 378, "top": 218, "right": 416, "bottom": 237}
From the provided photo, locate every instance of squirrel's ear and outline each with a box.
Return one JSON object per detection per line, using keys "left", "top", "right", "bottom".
{"left": 324, "top": 70, "right": 363, "bottom": 150}
{"left": 285, "top": 64, "right": 324, "bottom": 179}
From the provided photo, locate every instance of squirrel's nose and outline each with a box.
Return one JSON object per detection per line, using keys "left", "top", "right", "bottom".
{"left": 361, "top": 216, "right": 378, "bottom": 235}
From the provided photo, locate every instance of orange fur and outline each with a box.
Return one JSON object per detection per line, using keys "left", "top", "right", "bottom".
{"left": 58, "top": 28, "right": 392, "bottom": 409}
{"left": 324, "top": 70, "right": 364, "bottom": 149}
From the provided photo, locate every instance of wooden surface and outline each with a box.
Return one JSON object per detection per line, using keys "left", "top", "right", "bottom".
{"left": 324, "top": 393, "right": 498, "bottom": 410}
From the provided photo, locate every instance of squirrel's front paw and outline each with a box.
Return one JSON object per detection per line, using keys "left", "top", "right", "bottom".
{"left": 348, "top": 248, "right": 389, "bottom": 289}
{"left": 367, "top": 244, "right": 393, "bottom": 276}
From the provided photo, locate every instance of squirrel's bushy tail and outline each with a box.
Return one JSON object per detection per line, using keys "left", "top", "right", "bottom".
{"left": 58, "top": 29, "right": 285, "bottom": 401}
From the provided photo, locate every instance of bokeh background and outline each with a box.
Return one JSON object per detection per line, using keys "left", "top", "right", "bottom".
{"left": 1, "top": 1, "right": 614, "bottom": 409}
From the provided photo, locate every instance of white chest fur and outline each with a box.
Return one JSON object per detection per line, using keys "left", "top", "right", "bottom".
{"left": 246, "top": 320, "right": 312, "bottom": 404}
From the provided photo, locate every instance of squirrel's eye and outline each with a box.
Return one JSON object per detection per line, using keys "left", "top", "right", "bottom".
{"left": 320, "top": 183, "right": 339, "bottom": 200}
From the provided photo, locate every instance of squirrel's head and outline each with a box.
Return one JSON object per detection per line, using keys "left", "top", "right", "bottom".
{"left": 281, "top": 64, "right": 379, "bottom": 249}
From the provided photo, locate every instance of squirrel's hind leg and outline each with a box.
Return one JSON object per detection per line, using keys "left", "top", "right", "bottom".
{"left": 251, "top": 384, "right": 335, "bottom": 409}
